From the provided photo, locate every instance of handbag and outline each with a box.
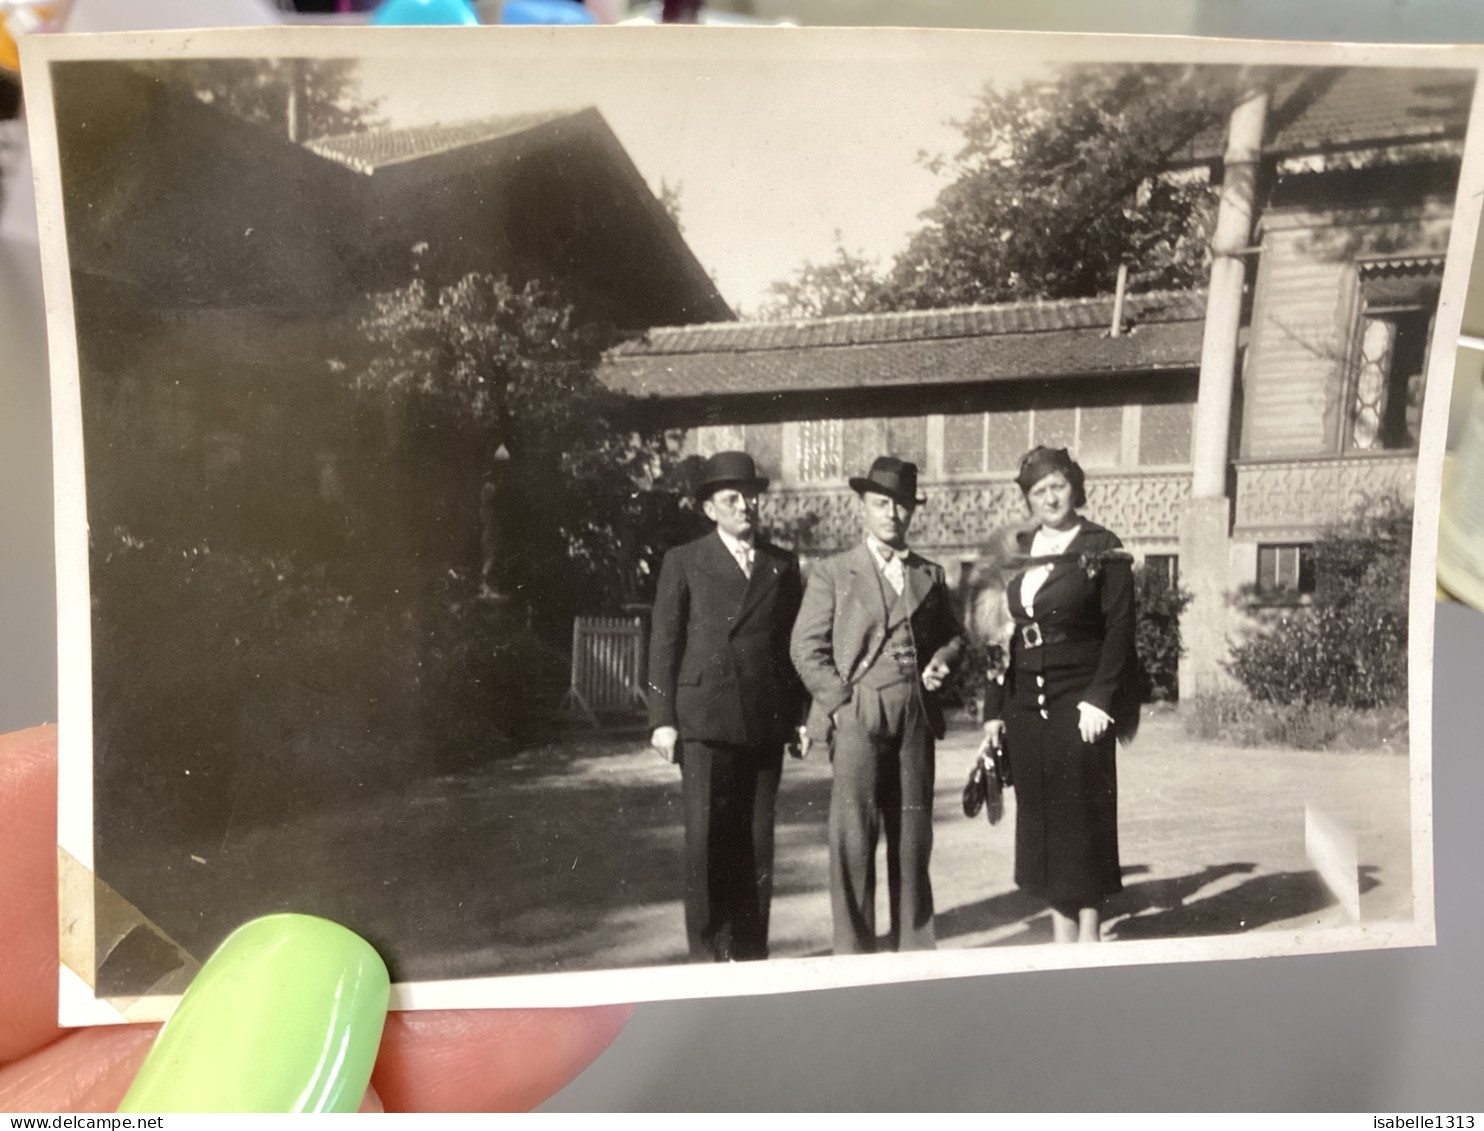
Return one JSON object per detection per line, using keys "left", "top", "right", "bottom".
{"left": 962, "top": 734, "right": 1009, "bottom": 825}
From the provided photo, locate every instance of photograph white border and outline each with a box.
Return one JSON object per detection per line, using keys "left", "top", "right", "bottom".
{"left": 22, "top": 24, "right": 1482, "bottom": 1026}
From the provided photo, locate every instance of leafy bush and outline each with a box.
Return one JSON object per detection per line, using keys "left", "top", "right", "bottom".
{"left": 951, "top": 635, "right": 1004, "bottom": 720}
{"left": 1225, "top": 497, "right": 1410, "bottom": 709}
{"left": 356, "top": 272, "right": 680, "bottom": 624}
{"left": 1133, "top": 565, "right": 1192, "bottom": 702}
{"left": 90, "top": 528, "right": 568, "bottom": 844}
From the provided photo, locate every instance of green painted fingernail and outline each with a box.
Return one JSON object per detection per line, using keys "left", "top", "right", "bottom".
{"left": 118, "top": 914, "right": 389, "bottom": 1113}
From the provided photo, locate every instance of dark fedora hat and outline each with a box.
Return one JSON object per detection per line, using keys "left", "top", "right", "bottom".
{"left": 849, "top": 456, "right": 925, "bottom": 508}
{"left": 693, "top": 450, "right": 769, "bottom": 502}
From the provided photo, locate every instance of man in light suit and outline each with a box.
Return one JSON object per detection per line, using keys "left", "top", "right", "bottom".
{"left": 791, "top": 456, "right": 965, "bottom": 954}
{"left": 648, "top": 451, "right": 807, "bottom": 962}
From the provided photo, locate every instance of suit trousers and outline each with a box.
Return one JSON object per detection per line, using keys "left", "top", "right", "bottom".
{"left": 681, "top": 740, "right": 784, "bottom": 962}
{"left": 829, "top": 681, "right": 936, "bottom": 954}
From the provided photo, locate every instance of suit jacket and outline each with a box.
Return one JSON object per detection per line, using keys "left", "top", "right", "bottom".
{"left": 790, "top": 542, "right": 966, "bottom": 743}
{"left": 982, "top": 520, "right": 1139, "bottom": 735}
{"left": 646, "top": 531, "right": 808, "bottom": 750}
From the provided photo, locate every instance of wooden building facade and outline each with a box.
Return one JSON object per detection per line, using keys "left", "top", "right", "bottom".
{"left": 600, "top": 67, "right": 1472, "bottom": 691}
{"left": 603, "top": 290, "right": 1207, "bottom": 589}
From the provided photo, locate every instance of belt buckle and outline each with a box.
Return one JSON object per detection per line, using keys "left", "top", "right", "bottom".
{"left": 1021, "top": 623, "right": 1043, "bottom": 649}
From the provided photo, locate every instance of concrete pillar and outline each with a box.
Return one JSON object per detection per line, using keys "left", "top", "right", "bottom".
{"left": 1178, "top": 498, "right": 1235, "bottom": 696}
{"left": 1179, "top": 85, "right": 1269, "bottom": 698}
{"left": 1192, "top": 86, "right": 1268, "bottom": 498}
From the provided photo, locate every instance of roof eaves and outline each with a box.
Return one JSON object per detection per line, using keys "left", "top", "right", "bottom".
{"left": 610, "top": 290, "right": 1209, "bottom": 359}
{"left": 302, "top": 108, "right": 586, "bottom": 175}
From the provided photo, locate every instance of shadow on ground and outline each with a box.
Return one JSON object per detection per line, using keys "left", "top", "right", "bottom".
{"left": 1110, "top": 867, "right": 1346, "bottom": 939}
{"left": 933, "top": 857, "right": 1381, "bottom": 947}
{"left": 103, "top": 737, "right": 838, "bottom": 985}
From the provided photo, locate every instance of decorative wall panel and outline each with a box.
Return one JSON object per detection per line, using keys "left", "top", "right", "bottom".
{"left": 1233, "top": 454, "right": 1416, "bottom": 538}
{"left": 761, "top": 471, "right": 1191, "bottom": 555}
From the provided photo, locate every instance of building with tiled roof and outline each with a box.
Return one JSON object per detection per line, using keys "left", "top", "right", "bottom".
{"left": 1178, "top": 66, "right": 1471, "bottom": 165}
{"left": 604, "top": 291, "right": 1206, "bottom": 404}
{"left": 54, "top": 64, "right": 731, "bottom": 327}
{"left": 599, "top": 66, "right": 1468, "bottom": 695}
{"left": 303, "top": 110, "right": 575, "bottom": 174}
{"left": 50, "top": 59, "right": 733, "bottom": 585}
{"left": 598, "top": 289, "right": 1213, "bottom": 570}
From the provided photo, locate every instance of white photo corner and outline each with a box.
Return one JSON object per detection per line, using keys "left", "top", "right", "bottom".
{"left": 18, "top": 26, "right": 1479, "bottom": 1026}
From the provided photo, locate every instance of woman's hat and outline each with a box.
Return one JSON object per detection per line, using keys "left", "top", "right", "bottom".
{"left": 849, "top": 456, "right": 926, "bottom": 508}
{"left": 1015, "top": 446, "right": 1085, "bottom": 502}
{"left": 693, "top": 451, "right": 769, "bottom": 502}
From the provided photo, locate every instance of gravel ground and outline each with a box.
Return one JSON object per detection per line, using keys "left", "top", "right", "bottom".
{"left": 140, "top": 708, "right": 1414, "bottom": 983}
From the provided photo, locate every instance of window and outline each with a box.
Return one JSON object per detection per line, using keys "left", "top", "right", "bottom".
{"left": 793, "top": 402, "right": 1192, "bottom": 481}
{"left": 796, "top": 417, "right": 929, "bottom": 483}
{"left": 886, "top": 416, "right": 928, "bottom": 470}
{"left": 1139, "top": 402, "right": 1194, "bottom": 465}
{"left": 842, "top": 418, "right": 886, "bottom": 479}
{"left": 1349, "top": 309, "right": 1431, "bottom": 452}
{"left": 985, "top": 410, "right": 1030, "bottom": 471}
{"left": 1078, "top": 406, "right": 1123, "bottom": 469}
{"left": 1032, "top": 407, "right": 1076, "bottom": 452}
{"left": 946, "top": 407, "right": 1127, "bottom": 475}
{"left": 744, "top": 423, "right": 783, "bottom": 482}
{"left": 944, "top": 413, "right": 985, "bottom": 474}
{"left": 688, "top": 423, "right": 745, "bottom": 458}
{"left": 1143, "top": 553, "right": 1179, "bottom": 590}
{"left": 797, "top": 419, "right": 843, "bottom": 482}
{"left": 1256, "top": 544, "right": 1315, "bottom": 598}
{"left": 1349, "top": 258, "right": 1441, "bottom": 453}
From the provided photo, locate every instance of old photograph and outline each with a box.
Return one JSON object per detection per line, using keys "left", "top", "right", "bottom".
{"left": 24, "top": 27, "right": 1482, "bottom": 1022}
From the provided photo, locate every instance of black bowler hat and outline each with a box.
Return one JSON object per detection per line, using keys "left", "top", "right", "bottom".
{"left": 693, "top": 451, "right": 769, "bottom": 503}
{"left": 849, "top": 456, "right": 925, "bottom": 508}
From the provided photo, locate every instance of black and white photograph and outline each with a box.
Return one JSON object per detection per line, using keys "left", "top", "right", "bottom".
{"left": 24, "top": 27, "right": 1483, "bottom": 1023}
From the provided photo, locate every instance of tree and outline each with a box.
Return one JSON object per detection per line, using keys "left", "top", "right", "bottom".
{"left": 657, "top": 178, "right": 686, "bottom": 235}
{"left": 761, "top": 235, "right": 891, "bottom": 320}
{"left": 889, "top": 64, "right": 1239, "bottom": 308}
{"left": 356, "top": 272, "right": 674, "bottom": 619}
{"left": 139, "top": 58, "right": 383, "bottom": 139}
{"left": 763, "top": 64, "right": 1244, "bottom": 316}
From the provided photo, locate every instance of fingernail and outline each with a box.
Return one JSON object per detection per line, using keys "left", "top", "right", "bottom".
{"left": 118, "top": 914, "right": 390, "bottom": 1113}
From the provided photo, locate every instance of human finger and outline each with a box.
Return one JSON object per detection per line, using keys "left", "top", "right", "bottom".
{"left": 0, "top": 724, "right": 66, "bottom": 1064}
{"left": 0, "top": 724, "right": 626, "bottom": 1114}
{"left": 371, "top": 1004, "right": 632, "bottom": 1113}
{"left": 0, "top": 1024, "right": 158, "bottom": 1113}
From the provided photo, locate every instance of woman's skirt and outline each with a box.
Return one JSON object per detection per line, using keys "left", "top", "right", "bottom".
{"left": 1003, "top": 661, "right": 1122, "bottom": 906}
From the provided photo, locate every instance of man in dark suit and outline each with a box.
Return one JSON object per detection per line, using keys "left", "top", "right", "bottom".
{"left": 647, "top": 451, "right": 807, "bottom": 962}
{"left": 791, "top": 456, "right": 965, "bottom": 955}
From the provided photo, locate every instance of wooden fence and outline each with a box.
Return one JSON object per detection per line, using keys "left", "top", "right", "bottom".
{"left": 559, "top": 615, "right": 648, "bottom": 728}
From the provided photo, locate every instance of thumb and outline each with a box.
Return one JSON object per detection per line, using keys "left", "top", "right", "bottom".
{"left": 118, "top": 914, "right": 388, "bottom": 1113}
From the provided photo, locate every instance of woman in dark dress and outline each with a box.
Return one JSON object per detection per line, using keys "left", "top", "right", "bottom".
{"left": 980, "top": 447, "right": 1137, "bottom": 944}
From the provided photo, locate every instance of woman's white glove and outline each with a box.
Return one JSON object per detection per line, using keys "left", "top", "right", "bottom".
{"left": 1076, "top": 702, "right": 1114, "bottom": 744}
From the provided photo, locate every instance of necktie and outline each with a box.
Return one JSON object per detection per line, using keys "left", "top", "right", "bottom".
{"left": 881, "top": 546, "right": 905, "bottom": 596}
{"left": 735, "top": 544, "right": 753, "bottom": 579}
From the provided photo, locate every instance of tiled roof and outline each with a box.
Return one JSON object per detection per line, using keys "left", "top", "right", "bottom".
{"left": 600, "top": 290, "right": 1206, "bottom": 399}
{"left": 1269, "top": 68, "right": 1471, "bottom": 154}
{"left": 304, "top": 109, "right": 579, "bottom": 174}
{"left": 613, "top": 290, "right": 1205, "bottom": 356}
{"left": 1185, "top": 67, "right": 1471, "bottom": 161}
